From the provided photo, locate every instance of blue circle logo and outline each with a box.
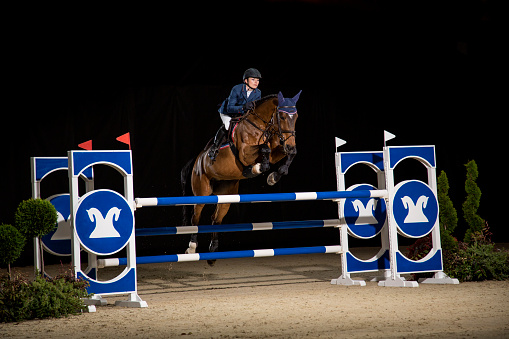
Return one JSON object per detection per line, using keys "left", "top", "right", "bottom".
{"left": 343, "top": 184, "right": 387, "bottom": 239}
{"left": 75, "top": 189, "right": 134, "bottom": 255}
{"left": 41, "top": 194, "right": 72, "bottom": 256}
{"left": 392, "top": 180, "right": 438, "bottom": 238}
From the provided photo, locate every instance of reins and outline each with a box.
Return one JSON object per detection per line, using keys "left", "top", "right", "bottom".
{"left": 240, "top": 101, "right": 297, "bottom": 152}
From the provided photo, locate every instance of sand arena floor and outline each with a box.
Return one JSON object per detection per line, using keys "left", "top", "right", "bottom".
{"left": 1, "top": 248, "right": 508, "bottom": 338}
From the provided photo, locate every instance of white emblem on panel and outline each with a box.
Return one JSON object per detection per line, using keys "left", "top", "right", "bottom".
{"left": 51, "top": 212, "right": 72, "bottom": 240}
{"left": 87, "top": 207, "right": 122, "bottom": 238}
{"left": 352, "top": 199, "right": 378, "bottom": 225}
{"left": 401, "top": 196, "right": 429, "bottom": 223}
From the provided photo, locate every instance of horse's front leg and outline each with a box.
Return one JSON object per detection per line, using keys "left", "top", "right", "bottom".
{"left": 259, "top": 144, "right": 271, "bottom": 173}
{"left": 241, "top": 144, "right": 271, "bottom": 177}
{"left": 267, "top": 146, "right": 297, "bottom": 186}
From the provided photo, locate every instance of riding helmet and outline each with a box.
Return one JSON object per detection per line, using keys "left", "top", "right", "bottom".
{"left": 243, "top": 68, "right": 262, "bottom": 80}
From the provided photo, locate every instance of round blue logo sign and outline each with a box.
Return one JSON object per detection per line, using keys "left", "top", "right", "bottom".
{"left": 75, "top": 189, "right": 134, "bottom": 255}
{"left": 343, "top": 184, "right": 387, "bottom": 239}
{"left": 392, "top": 180, "right": 438, "bottom": 238}
{"left": 41, "top": 194, "right": 72, "bottom": 256}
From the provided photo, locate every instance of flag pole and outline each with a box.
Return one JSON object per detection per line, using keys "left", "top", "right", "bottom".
{"left": 335, "top": 137, "right": 346, "bottom": 152}
{"left": 116, "top": 132, "right": 131, "bottom": 150}
{"left": 384, "top": 130, "right": 396, "bottom": 148}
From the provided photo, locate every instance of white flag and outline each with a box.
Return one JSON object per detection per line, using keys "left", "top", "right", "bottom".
{"left": 384, "top": 130, "right": 396, "bottom": 142}
{"left": 335, "top": 137, "right": 346, "bottom": 149}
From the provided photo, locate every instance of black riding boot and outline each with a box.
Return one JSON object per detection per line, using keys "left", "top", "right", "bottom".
{"left": 208, "top": 126, "right": 227, "bottom": 161}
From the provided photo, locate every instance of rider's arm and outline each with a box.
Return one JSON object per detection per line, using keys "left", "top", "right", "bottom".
{"left": 226, "top": 85, "right": 245, "bottom": 114}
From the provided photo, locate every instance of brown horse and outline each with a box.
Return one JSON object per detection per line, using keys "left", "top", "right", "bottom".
{"left": 181, "top": 91, "right": 301, "bottom": 264}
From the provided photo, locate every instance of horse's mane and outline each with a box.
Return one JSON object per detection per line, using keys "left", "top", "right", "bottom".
{"left": 252, "top": 94, "right": 278, "bottom": 107}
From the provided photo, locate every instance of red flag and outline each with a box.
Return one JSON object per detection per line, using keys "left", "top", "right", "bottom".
{"left": 78, "top": 140, "right": 93, "bottom": 150}
{"left": 116, "top": 132, "right": 131, "bottom": 150}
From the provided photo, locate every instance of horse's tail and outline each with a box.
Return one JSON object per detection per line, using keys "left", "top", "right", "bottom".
{"left": 180, "top": 158, "right": 194, "bottom": 226}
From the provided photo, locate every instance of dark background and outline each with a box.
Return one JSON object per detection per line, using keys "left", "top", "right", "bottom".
{"left": 2, "top": 0, "right": 504, "bottom": 266}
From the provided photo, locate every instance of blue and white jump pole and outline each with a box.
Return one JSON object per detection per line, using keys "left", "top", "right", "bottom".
{"left": 135, "top": 190, "right": 387, "bottom": 207}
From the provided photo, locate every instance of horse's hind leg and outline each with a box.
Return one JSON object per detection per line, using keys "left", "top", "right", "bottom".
{"left": 185, "top": 203, "right": 205, "bottom": 254}
{"left": 206, "top": 203, "right": 231, "bottom": 266}
{"left": 186, "top": 164, "right": 212, "bottom": 254}
{"left": 207, "top": 180, "right": 239, "bottom": 266}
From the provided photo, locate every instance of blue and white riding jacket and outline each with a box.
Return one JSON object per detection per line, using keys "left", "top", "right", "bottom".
{"left": 218, "top": 84, "right": 261, "bottom": 115}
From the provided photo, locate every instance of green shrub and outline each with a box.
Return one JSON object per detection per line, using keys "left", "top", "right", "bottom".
{"left": 437, "top": 171, "right": 459, "bottom": 253}
{"left": 408, "top": 167, "right": 509, "bottom": 282}
{"left": 445, "top": 243, "right": 509, "bottom": 282}
{"left": 407, "top": 234, "right": 432, "bottom": 261}
{"left": 0, "top": 271, "right": 90, "bottom": 323}
{"left": 462, "top": 160, "right": 485, "bottom": 243}
{"left": 14, "top": 198, "right": 58, "bottom": 274}
{"left": 27, "top": 276, "right": 89, "bottom": 319}
{"left": 443, "top": 223, "right": 509, "bottom": 281}
{"left": 0, "top": 224, "right": 26, "bottom": 277}
{"left": 0, "top": 272, "right": 31, "bottom": 321}
{"left": 15, "top": 198, "right": 57, "bottom": 238}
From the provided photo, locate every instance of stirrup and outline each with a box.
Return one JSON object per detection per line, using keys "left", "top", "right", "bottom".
{"left": 208, "top": 146, "right": 219, "bottom": 161}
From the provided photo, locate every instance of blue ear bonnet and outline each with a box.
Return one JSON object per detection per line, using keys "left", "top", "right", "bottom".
{"left": 278, "top": 90, "right": 302, "bottom": 115}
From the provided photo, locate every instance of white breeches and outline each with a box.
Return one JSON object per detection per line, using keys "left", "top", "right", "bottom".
{"left": 220, "top": 114, "right": 231, "bottom": 130}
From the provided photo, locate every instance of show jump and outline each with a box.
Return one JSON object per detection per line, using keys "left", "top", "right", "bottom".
{"left": 31, "top": 133, "right": 458, "bottom": 308}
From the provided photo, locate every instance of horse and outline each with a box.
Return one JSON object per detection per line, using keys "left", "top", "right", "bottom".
{"left": 181, "top": 91, "right": 302, "bottom": 265}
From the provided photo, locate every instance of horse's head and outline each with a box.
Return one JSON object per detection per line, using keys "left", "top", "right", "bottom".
{"left": 277, "top": 90, "right": 301, "bottom": 154}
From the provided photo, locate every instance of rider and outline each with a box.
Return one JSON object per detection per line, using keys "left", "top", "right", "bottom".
{"left": 208, "top": 68, "right": 262, "bottom": 160}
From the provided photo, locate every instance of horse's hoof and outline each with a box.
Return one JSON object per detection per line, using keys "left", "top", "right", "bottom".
{"left": 209, "top": 240, "right": 219, "bottom": 253}
{"left": 278, "top": 165, "right": 289, "bottom": 176}
{"left": 185, "top": 242, "right": 197, "bottom": 254}
{"left": 267, "top": 172, "right": 279, "bottom": 186}
{"left": 207, "top": 240, "right": 218, "bottom": 266}
{"left": 252, "top": 163, "right": 262, "bottom": 175}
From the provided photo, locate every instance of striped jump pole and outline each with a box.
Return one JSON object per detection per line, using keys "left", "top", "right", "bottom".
{"left": 98, "top": 245, "right": 342, "bottom": 268}
{"left": 135, "top": 219, "right": 340, "bottom": 236}
{"left": 135, "top": 190, "right": 388, "bottom": 208}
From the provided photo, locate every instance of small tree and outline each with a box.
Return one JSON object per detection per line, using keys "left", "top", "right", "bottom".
{"left": 0, "top": 224, "right": 26, "bottom": 279}
{"left": 15, "top": 199, "right": 57, "bottom": 274}
{"left": 462, "top": 160, "right": 484, "bottom": 243}
{"left": 437, "top": 171, "right": 458, "bottom": 252}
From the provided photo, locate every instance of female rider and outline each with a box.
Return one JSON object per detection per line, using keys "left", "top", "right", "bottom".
{"left": 208, "top": 68, "right": 262, "bottom": 160}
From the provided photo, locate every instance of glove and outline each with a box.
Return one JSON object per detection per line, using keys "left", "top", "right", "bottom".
{"left": 243, "top": 101, "right": 255, "bottom": 112}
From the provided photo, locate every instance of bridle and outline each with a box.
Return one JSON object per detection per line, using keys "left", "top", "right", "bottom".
{"left": 241, "top": 103, "right": 297, "bottom": 154}
{"left": 275, "top": 106, "right": 297, "bottom": 146}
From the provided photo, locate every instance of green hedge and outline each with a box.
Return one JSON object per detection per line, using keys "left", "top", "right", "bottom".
{"left": 0, "top": 273, "right": 90, "bottom": 323}
{"left": 15, "top": 198, "right": 57, "bottom": 238}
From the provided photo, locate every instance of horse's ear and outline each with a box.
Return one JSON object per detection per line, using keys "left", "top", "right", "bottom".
{"left": 278, "top": 91, "right": 284, "bottom": 104}
{"left": 292, "top": 90, "right": 302, "bottom": 103}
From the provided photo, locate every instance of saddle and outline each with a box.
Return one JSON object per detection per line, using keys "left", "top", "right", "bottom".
{"left": 216, "top": 116, "right": 262, "bottom": 178}
{"left": 218, "top": 116, "right": 242, "bottom": 150}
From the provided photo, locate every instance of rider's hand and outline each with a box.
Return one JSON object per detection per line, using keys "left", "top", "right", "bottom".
{"left": 243, "top": 101, "right": 254, "bottom": 112}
